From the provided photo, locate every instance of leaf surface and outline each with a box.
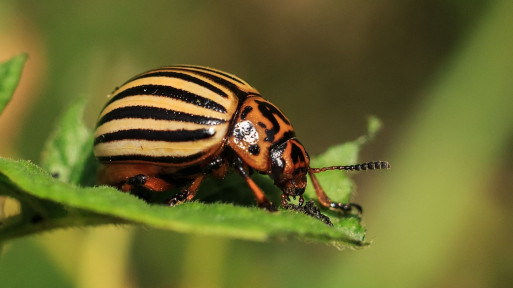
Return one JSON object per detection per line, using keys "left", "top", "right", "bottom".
{"left": 0, "top": 54, "right": 27, "bottom": 114}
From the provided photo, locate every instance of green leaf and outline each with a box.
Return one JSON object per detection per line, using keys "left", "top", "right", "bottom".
{"left": 0, "top": 54, "right": 28, "bottom": 115}
{"left": 40, "top": 99, "right": 98, "bottom": 186}
{"left": 356, "top": 115, "right": 383, "bottom": 145}
{"left": 0, "top": 157, "right": 366, "bottom": 247}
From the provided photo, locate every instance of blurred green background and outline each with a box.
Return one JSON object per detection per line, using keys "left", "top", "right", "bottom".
{"left": 1, "top": 0, "right": 512, "bottom": 287}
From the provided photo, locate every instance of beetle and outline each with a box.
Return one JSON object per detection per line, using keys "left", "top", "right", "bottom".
{"left": 94, "top": 65, "right": 389, "bottom": 212}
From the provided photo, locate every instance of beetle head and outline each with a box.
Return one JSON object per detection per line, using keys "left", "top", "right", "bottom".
{"left": 270, "top": 139, "right": 310, "bottom": 197}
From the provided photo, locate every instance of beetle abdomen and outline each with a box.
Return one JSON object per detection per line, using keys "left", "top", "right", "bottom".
{"left": 94, "top": 66, "right": 259, "bottom": 167}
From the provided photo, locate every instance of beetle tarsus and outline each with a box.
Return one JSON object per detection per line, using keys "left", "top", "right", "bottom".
{"left": 167, "top": 175, "right": 204, "bottom": 206}
{"left": 285, "top": 200, "right": 333, "bottom": 226}
{"left": 167, "top": 192, "right": 188, "bottom": 207}
{"left": 259, "top": 201, "right": 278, "bottom": 212}
{"left": 329, "top": 202, "right": 363, "bottom": 214}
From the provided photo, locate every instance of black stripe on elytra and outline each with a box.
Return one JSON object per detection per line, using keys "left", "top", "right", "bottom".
{"left": 106, "top": 85, "right": 227, "bottom": 113}
{"left": 172, "top": 68, "right": 250, "bottom": 101}
{"left": 172, "top": 65, "right": 246, "bottom": 85}
{"left": 96, "top": 151, "right": 205, "bottom": 164}
{"left": 97, "top": 106, "right": 226, "bottom": 127}
{"left": 134, "top": 71, "right": 229, "bottom": 98}
{"left": 94, "top": 128, "right": 215, "bottom": 145}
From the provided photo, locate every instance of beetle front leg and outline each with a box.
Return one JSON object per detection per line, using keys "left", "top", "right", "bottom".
{"left": 244, "top": 174, "right": 277, "bottom": 211}
{"left": 233, "top": 157, "right": 277, "bottom": 212}
{"left": 308, "top": 170, "right": 362, "bottom": 214}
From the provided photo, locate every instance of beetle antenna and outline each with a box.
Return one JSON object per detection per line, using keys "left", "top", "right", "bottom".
{"left": 310, "top": 161, "right": 390, "bottom": 173}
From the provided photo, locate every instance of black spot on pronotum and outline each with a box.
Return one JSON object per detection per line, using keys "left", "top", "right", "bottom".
{"left": 254, "top": 100, "right": 290, "bottom": 143}
{"left": 51, "top": 172, "right": 59, "bottom": 179}
{"left": 248, "top": 144, "right": 260, "bottom": 155}
{"left": 240, "top": 106, "right": 253, "bottom": 120}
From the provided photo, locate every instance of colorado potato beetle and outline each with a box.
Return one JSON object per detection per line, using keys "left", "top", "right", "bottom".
{"left": 94, "top": 65, "right": 389, "bottom": 212}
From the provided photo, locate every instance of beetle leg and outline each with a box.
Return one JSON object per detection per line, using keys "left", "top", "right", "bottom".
{"left": 99, "top": 164, "right": 173, "bottom": 192}
{"left": 121, "top": 174, "right": 147, "bottom": 191}
{"left": 308, "top": 170, "right": 363, "bottom": 214}
{"left": 121, "top": 174, "right": 174, "bottom": 192}
{"left": 167, "top": 175, "right": 204, "bottom": 206}
{"left": 233, "top": 158, "right": 277, "bottom": 212}
{"left": 244, "top": 175, "right": 277, "bottom": 212}
{"left": 208, "top": 157, "right": 229, "bottom": 179}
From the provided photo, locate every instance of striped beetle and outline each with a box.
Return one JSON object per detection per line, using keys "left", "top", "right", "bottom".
{"left": 94, "top": 65, "right": 389, "bottom": 211}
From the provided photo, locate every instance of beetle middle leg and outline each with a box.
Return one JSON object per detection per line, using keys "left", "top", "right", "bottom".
{"left": 167, "top": 175, "right": 205, "bottom": 206}
{"left": 308, "top": 170, "right": 362, "bottom": 213}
